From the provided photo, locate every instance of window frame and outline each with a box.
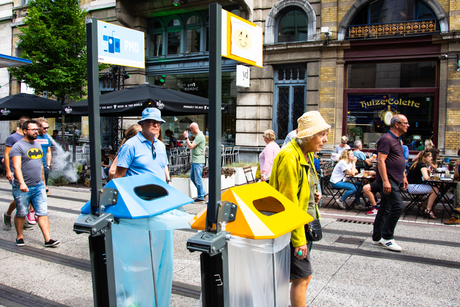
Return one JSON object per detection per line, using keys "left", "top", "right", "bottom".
{"left": 275, "top": 7, "right": 309, "bottom": 43}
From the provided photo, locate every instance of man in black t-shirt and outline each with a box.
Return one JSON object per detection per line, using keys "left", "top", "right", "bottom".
{"left": 372, "top": 114, "right": 409, "bottom": 252}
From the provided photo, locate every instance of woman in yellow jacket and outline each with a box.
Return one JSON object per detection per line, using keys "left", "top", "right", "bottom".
{"left": 270, "top": 111, "right": 330, "bottom": 307}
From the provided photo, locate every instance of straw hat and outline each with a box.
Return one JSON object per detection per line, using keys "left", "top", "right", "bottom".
{"left": 296, "top": 111, "right": 331, "bottom": 139}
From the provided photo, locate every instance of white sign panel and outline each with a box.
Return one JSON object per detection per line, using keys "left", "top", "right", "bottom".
{"left": 97, "top": 20, "right": 145, "bottom": 69}
{"left": 236, "top": 65, "right": 250, "bottom": 88}
{"left": 221, "top": 9, "right": 263, "bottom": 68}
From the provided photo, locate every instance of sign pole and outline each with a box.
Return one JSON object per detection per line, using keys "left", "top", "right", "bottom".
{"left": 86, "top": 17, "right": 103, "bottom": 215}
{"left": 207, "top": 3, "right": 222, "bottom": 230}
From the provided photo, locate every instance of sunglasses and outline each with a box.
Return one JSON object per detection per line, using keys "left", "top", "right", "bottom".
{"left": 41, "top": 126, "right": 49, "bottom": 130}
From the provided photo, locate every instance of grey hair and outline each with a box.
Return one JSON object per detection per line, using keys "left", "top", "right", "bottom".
{"left": 354, "top": 140, "right": 362, "bottom": 147}
{"left": 390, "top": 114, "right": 405, "bottom": 127}
{"left": 296, "top": 129, "right": 328, "bottom": 148}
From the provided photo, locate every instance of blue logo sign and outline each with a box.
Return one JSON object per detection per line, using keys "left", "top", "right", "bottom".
{"left": 97, "top": 20, "right": 145, "bottom": 69}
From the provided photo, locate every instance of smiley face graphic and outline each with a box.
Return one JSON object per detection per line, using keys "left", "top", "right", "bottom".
{"left": 233, "top": 29, "right": 252, "bottom": 50}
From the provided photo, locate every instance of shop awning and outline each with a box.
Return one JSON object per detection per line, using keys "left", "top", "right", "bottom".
{"left": 0, "top": 54, "right": 31, "bottom": 68}
{"left": 64, "top": 84, "right": 222, "bottom": 117}
{"left": 0, "top": 93, "right": 62, "bottom": 120}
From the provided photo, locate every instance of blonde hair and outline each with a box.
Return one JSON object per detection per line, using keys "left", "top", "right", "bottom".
{"left": 263, "top": 129, "right": 275, "bottom": 141}
{"left": 121, "top": 124, "right": 141, "bottom": 146}
{"left": 424, "top": 139, "right": 433, "bottom": 150}
{"left": 36, "top": 117, "right": 49, "bottom": 126}
{"left": 339, "top": 149, "right": 352, "bottom": 162}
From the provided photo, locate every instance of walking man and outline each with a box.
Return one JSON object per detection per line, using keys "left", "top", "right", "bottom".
{"left": 183, "top": 122, "right": 206, "bottom": 202}
{"left": 372, "top": 114, "right": 409, "bottom": 252}
{"left": 36, "top": 118, "right": 52, "bottom": 195}
{"left": 114, "top": 107, "right": 170, "bottom": 182}
{"left": 11, "top": 120, "right": 60, "bottom": 247}
{"left": 2, "top": 116, "right": 33, "bottom": 229}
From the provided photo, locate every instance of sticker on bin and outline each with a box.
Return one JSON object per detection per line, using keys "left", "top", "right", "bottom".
{"left": 190, "top": 182, "right": 313, "bottom": 239}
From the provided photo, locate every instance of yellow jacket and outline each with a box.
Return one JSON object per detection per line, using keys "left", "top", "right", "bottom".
{"left": 269, "top": 139, "right": 320, "bottom": 247}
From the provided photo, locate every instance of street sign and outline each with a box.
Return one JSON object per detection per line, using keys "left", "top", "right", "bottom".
{"left": 236, "top": 65, "right": 250, "bottom": 88}
{"left": 97, "top": 20, "right": 145, "bottom": 69}
{"left": 221, "top": 9, "right": 263, "bottom": 68}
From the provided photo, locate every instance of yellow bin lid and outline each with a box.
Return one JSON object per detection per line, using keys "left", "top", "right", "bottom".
{"left": 190, "top": 182, "right": 313, "bottom": 239}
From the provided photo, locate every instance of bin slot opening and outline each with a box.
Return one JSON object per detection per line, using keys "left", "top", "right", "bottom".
{"left": 253, "top": 196, "right": 285, "bottom": 216}
{"left": 134, "top": 184, "right": 168, "bottom": 201}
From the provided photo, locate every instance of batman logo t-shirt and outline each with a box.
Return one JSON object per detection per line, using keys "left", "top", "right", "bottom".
{"left": 10, "top": 139, "right": 45, "bottom": 187}
{"left": 27, "top": 148, "right": 44, "bottom": 160}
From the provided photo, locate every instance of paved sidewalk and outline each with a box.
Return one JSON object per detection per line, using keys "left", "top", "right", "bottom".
{"left": 0, "top": 178, "right": 459, "bottom": 306}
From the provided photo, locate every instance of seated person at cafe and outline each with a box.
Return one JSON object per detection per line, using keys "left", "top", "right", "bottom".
{"left": 363, "top": 181, "right": 380, "bottom": 216}
{"left": 353, "top": 140, "right": 375, "bottom": 170}
{"left": 330, "top": 149, "right": 362, "bottom": 210}
{"left": 412, "top": 139, "right": 439, "bottom": 169}
{"left": 335, "top": 135, "right": 350, "bottom": 155}
{"left": 165, "top": 129, "right": 180, "bottom": 150}
{"left": 407, "top": 150, "right": 438, "bottom": 219}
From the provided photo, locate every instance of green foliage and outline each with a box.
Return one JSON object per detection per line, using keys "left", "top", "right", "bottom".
{"left": 8, "top": 0, "right": 87, "bottom": 103}
{"left": 48, "top": 175, "right": 69, "bottom": 186}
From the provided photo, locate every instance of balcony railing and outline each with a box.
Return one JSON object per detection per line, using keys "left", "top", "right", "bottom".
{"left": 348, "top": 20, "right": 438, "bottom": 39}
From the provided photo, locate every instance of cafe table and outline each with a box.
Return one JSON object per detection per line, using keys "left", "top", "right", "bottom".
{"left": 425, "top": 175, "right": 458, "bottom": 216}
{"left": 348, "top": 172, "right": 375, "bottom": 209}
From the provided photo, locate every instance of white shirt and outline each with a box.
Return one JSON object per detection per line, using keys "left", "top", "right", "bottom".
{"left": 331, "top": 160, "right": 352, "bottom": 184}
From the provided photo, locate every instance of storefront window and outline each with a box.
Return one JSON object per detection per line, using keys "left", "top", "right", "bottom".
{"left": 347, "top": 61, "right": 436, "bottom": 88}
{"left": 346, "top": 93, "right": 435, "bottom": 149}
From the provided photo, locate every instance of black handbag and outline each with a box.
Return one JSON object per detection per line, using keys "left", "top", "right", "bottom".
{"left": 305, "top": 219, "right": 322, "bottom": 241}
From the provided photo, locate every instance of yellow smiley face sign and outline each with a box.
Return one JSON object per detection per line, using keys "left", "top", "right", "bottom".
{"left": 233, "top": 29, "right": 252, "bottom": 50}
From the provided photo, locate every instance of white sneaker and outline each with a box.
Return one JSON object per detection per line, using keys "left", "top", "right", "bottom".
{"left": 380, "top": 238, "right": 402, "bottom": 252}
{"left": 372, "top": 239, "right": 381, "bottom": 245}
{"left": 336, "top": 199, "right": 346, "bottom": 209}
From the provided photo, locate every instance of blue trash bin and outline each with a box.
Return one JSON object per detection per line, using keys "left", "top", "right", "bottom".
{"left": 79, "top": 173, "right": 194, "bottom": 306}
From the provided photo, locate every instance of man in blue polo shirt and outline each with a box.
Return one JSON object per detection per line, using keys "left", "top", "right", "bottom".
{"left": 114, "top": 107, "right": 170, "bottom": 182}
{"left": 372, "top": 114, "right": 409, "bottom": 252}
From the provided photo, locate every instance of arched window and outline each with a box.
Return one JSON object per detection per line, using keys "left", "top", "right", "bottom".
{"left": 149, "top": 20, "right": 163, "bottom": 57}
{"left": 277, "top": 8, "right": 308, "bottom": 43}
{"left": 167, "top": 18, "right": 182, "bottom": 55}
{"left": 348, "top": 0, "right": 439, "bottom": 39}
{"left": 186, "top": 15, "right": 202, "bottom": 53}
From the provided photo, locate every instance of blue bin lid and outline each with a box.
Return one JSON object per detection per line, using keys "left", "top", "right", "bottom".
{"left": 80, "top": 174, "right": 194, "bottom": 218}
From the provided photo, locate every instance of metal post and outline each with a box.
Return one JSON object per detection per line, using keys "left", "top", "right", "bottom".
{"left": 86, "top": 17, "right": 103, "bottom": 216}
{"left": 207, "top": 2, "right": 222, "bottom": 231}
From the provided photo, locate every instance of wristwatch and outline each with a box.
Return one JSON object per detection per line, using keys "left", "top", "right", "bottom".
{"left": 167, "top": 179, "right": 172, "bottom": 183}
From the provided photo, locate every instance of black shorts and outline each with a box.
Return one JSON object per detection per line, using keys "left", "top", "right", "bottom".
{"left": 290, "top": 240, "right": 313, "bottom": 280}
{"left": 370, "top": 181, "right": 381, "bottom": 193}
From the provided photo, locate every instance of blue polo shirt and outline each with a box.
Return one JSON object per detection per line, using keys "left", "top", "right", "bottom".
{"left": 116, "top": 131, "right": 168, "bottom": 180}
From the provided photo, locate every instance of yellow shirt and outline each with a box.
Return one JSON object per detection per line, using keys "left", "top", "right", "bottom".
{"left": 269, "top": 139, "right": 320, "bottom": 247}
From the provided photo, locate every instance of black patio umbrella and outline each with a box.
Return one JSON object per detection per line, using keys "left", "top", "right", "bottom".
{"left": 0, "top": 93, "right": 63, "bottom": 120}
{"left": 64, "top": 84, "right": 214, "bottom": 117}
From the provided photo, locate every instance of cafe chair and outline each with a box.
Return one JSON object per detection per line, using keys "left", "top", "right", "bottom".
{"left": 322, "top": 168, "right": 348, "bottom": 209}
{"left": 401, "top": 189, "right": 429, "bottom": 217}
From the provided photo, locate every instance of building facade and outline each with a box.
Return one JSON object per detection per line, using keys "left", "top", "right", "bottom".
{"left": 2, "top": 0, "right": 460, "bottom": 158}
